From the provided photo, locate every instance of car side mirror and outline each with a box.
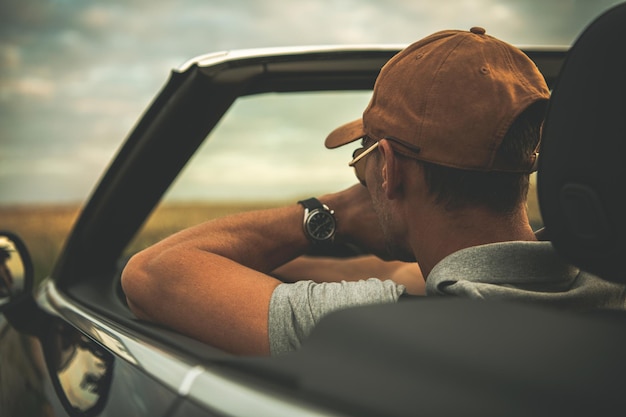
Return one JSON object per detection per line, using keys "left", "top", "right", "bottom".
{"left": 0, "top": 231, "right": 34, "bottom": 310}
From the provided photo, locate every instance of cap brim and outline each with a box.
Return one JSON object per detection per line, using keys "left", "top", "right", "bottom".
{"left": 324, "top": 119, "right": 366, "bottom": 149}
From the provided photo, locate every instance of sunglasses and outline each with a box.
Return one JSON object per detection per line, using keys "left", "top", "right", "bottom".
{"left": 348, "top": 140, "right": 379, "bottom": 185}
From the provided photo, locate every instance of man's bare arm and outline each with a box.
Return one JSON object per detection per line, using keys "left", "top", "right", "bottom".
{"left": 121, "top": 205, "right": 307, "bottom": 355}
{"left": 273, "top": 255, "right": 425, "bottom": 295}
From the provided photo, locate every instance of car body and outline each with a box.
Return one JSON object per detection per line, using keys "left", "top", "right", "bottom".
{"left": 2, "top": 5, "right": 626, "bottom": 415}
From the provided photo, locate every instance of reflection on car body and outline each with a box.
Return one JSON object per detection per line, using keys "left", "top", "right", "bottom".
{"left": 45, "top": 319, "right": 113, "bottom": 414}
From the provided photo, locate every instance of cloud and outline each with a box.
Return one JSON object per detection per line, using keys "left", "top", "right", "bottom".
{"left": 1, "top": 75, "right": 55, "bottom": 100}
{"left": 0, "top": 0, "right": 623, "bottom": 204}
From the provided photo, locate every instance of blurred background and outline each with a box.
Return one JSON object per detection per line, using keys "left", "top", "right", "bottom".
{"left": 1, "top": 0, "right": 622, "bottom": 280}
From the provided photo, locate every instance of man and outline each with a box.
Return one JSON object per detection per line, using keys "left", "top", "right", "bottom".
{"left": 121, "top": 28, "right": 626, "bottom": 356}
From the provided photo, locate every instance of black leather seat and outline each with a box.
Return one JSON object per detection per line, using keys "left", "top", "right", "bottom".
{"left": 538, "top": 1, "right": 626, "bottom": 284}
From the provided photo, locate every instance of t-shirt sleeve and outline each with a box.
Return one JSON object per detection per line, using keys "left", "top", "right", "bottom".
{"left": 268, "top": 278, "right": 406, "bottom": 356}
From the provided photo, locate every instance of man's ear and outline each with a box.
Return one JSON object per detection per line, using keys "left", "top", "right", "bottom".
{"left": 378, "top": 139, "right": 403, "bottom": 200}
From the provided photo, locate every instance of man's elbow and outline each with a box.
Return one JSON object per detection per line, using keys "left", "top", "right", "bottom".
{"left": 121, "top": 251, "right": 158, "bottom": 320}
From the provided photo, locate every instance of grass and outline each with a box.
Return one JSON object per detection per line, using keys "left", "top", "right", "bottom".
{"left": 0, "top": 187, "right": 543, "bottom": 284}
{"left": 1, "top": 204, "right": 83, "bottom": 283}
{"left": 527, "top": 179, "right": 544, "bottom": 230}
{"left": 0, "top": 201, "right": 282, "bottom": 283}
{"left": 124, "top": 201, "right": 285, "bottom": 254}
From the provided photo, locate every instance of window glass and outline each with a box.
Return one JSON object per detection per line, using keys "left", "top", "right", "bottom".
{"left": 127, "top": 91, "right": 371, "bottom": 252}
{"left": 126, "top": 89, "right": 544, "bottom": 253}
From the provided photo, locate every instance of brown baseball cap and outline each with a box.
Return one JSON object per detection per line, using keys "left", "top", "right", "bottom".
{"left": 325, "top": 27, "right": 550, "bottom": 172}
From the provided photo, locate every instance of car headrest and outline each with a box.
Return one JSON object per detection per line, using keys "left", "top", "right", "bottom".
{"left": 538, "top": 2, "right": 626, "bottom": 284}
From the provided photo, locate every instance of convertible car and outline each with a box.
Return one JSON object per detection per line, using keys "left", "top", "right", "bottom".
{"left": 2, "top": 3, "right": 626, "bottom": 416}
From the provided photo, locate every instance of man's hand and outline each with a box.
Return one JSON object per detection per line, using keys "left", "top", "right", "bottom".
{"left": 320, "top": 184, "right": 392, "bottom": 259}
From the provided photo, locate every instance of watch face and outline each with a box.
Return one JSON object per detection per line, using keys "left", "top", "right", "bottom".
{"left": 305, "top": 210, "right": 336, "bottom": 241}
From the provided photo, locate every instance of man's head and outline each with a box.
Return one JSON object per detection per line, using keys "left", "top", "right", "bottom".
{"left": 326, "top": 27, "right": 550, "bottom": 180}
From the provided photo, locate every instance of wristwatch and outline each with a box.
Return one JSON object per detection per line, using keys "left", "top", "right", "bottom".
{"left": 298, "top": 197, "right": 337, "bottom": 245}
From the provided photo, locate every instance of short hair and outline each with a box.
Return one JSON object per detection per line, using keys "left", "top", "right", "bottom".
{"left": 418, "top": 101, "right": 546, "bottom": 214}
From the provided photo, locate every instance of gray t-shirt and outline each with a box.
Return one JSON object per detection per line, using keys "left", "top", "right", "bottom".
{"left": 269, "top": 278, "right": 405, "bottom": 355}
{"left": 426, "top": 241, "right": 626, "bottom": 310}
{"left": 268, "top": 241, "right": 626, "bottom": 355}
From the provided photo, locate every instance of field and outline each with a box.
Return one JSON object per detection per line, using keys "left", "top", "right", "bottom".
{"left": 0, "top": 187, "right": 543, "bottom": 284}
{"left": 0, "top": 201, "right": 283, "bottom": 283}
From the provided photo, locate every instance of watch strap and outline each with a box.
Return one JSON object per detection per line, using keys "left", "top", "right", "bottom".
{"left": 298, "top": 197, "right": 324, "bottom": 211}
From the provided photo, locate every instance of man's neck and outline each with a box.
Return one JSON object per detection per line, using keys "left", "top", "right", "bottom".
{"left": 408, "top": 204, "right": 537, "bottom": 278}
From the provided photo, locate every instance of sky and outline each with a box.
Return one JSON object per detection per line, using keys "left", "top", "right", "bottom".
{"left": 1, "top": 0, "right": 623, "bottom": 205}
